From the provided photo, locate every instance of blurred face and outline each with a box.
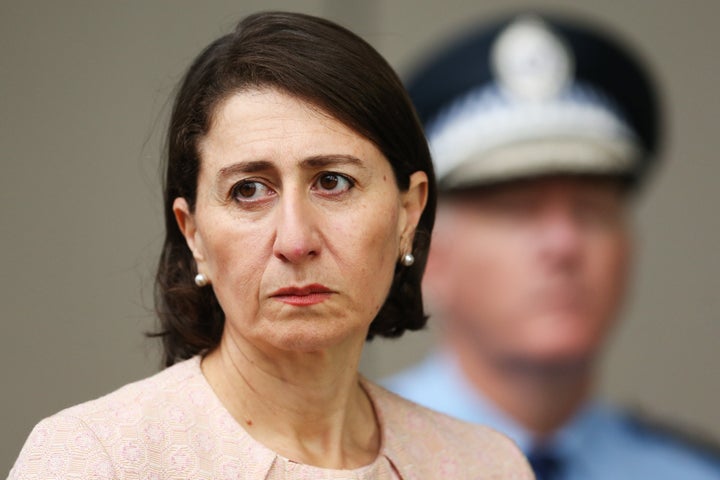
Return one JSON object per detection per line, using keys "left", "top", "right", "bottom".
{"left": 173, "top": 88, "right": 427, "bottom": 354}
{"left": 426, "top": 176, "right": 631, "bottom": 367}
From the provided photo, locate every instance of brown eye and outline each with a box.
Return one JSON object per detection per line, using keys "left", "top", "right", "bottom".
{"left": 231, "top": 180, "right": 272, "bottom": 203}
{"left": 314, "top": 172, "right": 354, "bottom": 194}
{"left": 319, "top": 174, "right": 339, "bottom": 190}
{"left": 237, "top": 182, "right": 257, "bottom": 198}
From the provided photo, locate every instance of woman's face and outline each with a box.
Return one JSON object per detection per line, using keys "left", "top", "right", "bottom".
{"left": 174, "top": 88, "right": 427, "bottom": 354}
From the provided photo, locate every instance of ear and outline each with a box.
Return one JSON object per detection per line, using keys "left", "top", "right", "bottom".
{"left": 398, "top": 171, "right": 429, "bottom": 251}
{"left": 172, "top": 197, "right": 206, "bottom": 265}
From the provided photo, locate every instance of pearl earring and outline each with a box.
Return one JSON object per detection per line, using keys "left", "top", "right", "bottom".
{"left": 401, "top": 252, "right": 415, "bottom": 267}
{"left": 194, "top": 273, "right": 209, "bottom": 287}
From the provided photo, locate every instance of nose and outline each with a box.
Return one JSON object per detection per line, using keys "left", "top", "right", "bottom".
{"left": 536, "top": 207, "right": 584, "bottom": 270}
{"left": 272, "top": 190, "right": 321, "bottom": 264}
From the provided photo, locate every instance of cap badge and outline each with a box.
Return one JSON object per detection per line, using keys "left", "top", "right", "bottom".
{"left": 491, "top": 16, "right": 574, "bottom": 101}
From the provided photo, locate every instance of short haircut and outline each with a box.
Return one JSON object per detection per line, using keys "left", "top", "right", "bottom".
{"left": 152, "top": 11, "right": 436, "bottom": 366}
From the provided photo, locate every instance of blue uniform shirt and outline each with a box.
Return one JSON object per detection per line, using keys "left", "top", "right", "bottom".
{"left": 384, "top": 351, "right": 720, "bottom": 479}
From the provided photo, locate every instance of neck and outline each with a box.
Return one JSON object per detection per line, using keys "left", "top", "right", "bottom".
{"left": 446, "top": 336, "right": 593, "bottom": 440}
{"left": 201, "top": 332, "right": 379, "bottom": 469}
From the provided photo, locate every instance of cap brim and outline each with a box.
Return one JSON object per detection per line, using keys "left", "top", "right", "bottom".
{"left": 437, "top": 136, "right": 641, "bottom": 190}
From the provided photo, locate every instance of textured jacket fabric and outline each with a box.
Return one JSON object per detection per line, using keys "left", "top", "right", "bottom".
{"left": 9, "top": 356, "right": 533, "bottom": 479}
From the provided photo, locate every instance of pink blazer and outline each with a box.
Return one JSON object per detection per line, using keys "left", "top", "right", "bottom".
{"left": 9, "top": 356, "right": 533, "bottom": 479}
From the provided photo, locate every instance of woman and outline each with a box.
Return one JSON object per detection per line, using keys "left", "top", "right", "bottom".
{"left": 9, "top": 12, "right": 533, "bottom": 479}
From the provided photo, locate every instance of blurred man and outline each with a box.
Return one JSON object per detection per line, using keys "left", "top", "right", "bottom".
{"left": 385, "top": 13, "right": 720, "bottom": 479}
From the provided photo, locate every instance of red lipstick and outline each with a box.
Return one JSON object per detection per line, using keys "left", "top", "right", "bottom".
{"left": 271, "top": 284, "right": 334, "bottom": 306}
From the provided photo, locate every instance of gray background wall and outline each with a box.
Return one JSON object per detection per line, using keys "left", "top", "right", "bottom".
{"left": 2, "top": 0, "right": 718, "bottom": 471}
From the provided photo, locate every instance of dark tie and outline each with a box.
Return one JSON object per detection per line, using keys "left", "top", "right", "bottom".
{"left": 527, "top": 446, "right": 563, "bottom": 480}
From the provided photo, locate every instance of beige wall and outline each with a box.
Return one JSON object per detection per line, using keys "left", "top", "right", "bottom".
{"left": 2, "top": 0, "right": 718, "bottom": 470}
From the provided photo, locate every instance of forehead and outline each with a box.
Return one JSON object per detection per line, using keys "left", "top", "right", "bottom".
{"left": 198, "top": 88, "right": 383, "bottom": 168}
{"left": 205, "top": 89, "right": 338, "bottom": 143}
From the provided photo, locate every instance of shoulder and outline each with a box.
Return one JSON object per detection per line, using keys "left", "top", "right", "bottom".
{"left": 581, "top": 404, "right": 720, "bottom": 478}
{"left": 47, "top": 356, "right": 205, "bottom": 438}
{"left": 9, "top": 357, "right": 211, "bottom": 479}
{"left": 364, "top": 380, "right": 533, "bottom": 479}
{"left": 9, "top": 413, "right": 117, "bottom": 479}
{"left": 617, "top": 408, "right": 720, "bottom": 476}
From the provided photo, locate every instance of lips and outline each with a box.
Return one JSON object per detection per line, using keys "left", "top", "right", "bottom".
{"left": 270, "top": 284, "right": 335, "bottom": 306}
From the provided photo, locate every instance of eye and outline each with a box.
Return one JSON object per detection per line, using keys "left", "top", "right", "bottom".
{"left": 314, "top": 172, "right": 354, "bottom": 195}
{"left": 230, "top": 180, "right": 274, "bottom": 203}
{"left": 490, "top": 194, "right": 536, "bottom": 218}
{"left": 576, "top": 197, "right": 623, "bottom": 227}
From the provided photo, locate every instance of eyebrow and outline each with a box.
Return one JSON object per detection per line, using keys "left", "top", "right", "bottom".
{"left": 301, "top": 154, "right": 366, "bottom": 170}
{"left": 217, "top": 160, "right": 273, "bottom": 180}
{"left": 216, "top": 154, "right": 367, "bottom": 181}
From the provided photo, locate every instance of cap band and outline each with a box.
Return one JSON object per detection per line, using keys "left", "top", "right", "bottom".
{"left": 426, "top": 82, "right": 643, "bottom": 188}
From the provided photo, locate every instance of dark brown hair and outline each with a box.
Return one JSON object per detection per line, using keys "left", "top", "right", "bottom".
{"left": 152, "top": 11, "right": 436, "bottom": 367}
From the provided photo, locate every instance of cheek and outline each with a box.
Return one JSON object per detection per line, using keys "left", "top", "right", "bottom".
{"left": 335, "top": 202, "right": 400, "bottom": 301}
{"left": 440, "top": 228, "right": 528, "bottom": 322}
{"left": 455, "top": 228, "right": 526, "bottom": 290}
{"left": 200, "top": 217, "right": 270, "bottom": 306}
{"left": 588, "top": 236, "right": 631, "bottom": 309}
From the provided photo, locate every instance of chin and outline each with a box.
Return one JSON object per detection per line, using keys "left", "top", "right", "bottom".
{"left": 520, "top": 312, "right": 609, "bottom": 358}
{"left": 532, "top": 334, "right": 602, "bottom": 358}
{"left": 262, "top": 322, "right": 366, "bottom": 354}
{"left": 535, "top": 350, "right": 595, "bottom": 367}
{"left": 499, "top": 346, "right": 598, "bottom": 379}
{"left": 517, "top": 340, "right": 602, "bottom": 371}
